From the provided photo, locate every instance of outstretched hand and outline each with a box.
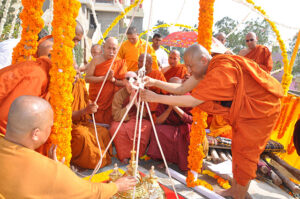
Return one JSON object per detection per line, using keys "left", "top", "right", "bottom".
{"left": 115, "top": 176, "right": 137, "bottom": 192}
{"left": 140, "top": 89, "right": 158, "bottom": 103}
{"left": 143, "top": 76, "right": 156, "bottom": 87}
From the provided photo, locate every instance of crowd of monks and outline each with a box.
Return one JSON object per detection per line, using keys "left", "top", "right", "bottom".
{"left": 0, "top": 22, "right": 284, "bottom": 199}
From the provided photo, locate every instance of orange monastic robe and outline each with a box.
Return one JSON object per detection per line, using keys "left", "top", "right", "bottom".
{"left": 71, "top": 79, "right": 112, "bottom": 169}
{"left": 191, "top": 54, "right": 283, "bottom": 186}
{"left": 147, "top": 69, "right": 167, "bottom": 94}
{"left": 0, "top": 57, "right": 51, "bottom": 135}
{"left": 163, "top": 64, "right": 188, "bottom": 82}
{"left": 0, "top": 137, "right": 118, "bottom": 199}
{"left": 244, "top": 45, "right": 273, "bottom": 73}
{"left": 89, "top": 58, "right": 127, "bottom": 124}
{"left": 118, "top": 39, "right": 159, "bottom": 71}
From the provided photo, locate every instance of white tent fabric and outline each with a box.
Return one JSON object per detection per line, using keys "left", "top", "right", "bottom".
{"left": 0, "top": 38, "right": 20, "bottom": 69}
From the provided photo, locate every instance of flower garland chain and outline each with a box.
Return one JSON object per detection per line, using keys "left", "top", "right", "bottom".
{"left": 197, "top": 0, "right": 215, "bottom": 53}
{"left": 245, "top": 0, "right": 291, "bottom": 95}
{"left": 203, "top": 170, "right": 231, "bottom": 189}
{"left": 12, "top": 0, "right": 44, "bottom": 64}
{"left": 48, "top": 0, "right": 81, "bottom": 166}
{"left": 186, "top": 0, "right": 215, "bottom": 189}
{"left": 98, "top": 0, "right": 144, "bottom": 46}
{"left": 186, "top": 107, "right": 212, "bottom": 190}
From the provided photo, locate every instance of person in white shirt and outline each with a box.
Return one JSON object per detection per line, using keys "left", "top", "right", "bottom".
{"left": 152, "top": 33, "right": 168, "bottom": 70}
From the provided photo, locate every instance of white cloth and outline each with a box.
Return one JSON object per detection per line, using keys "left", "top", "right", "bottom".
{"left": 0, "top": 38, "right": 20, "bottom": 69}
{"left": 155, "top": 47, "right": 169, "bottom": 68}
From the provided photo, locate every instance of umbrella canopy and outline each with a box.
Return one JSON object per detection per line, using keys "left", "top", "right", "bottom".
{"left": 161, "top": 31, "right": 229, "bottom": 54}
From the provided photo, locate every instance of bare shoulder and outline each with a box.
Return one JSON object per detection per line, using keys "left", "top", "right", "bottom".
{"left": 239, "top": 48, "right": 249, "bottom": 56}
{"left": 92, "top": 55, "right": 105, "bottom": 66}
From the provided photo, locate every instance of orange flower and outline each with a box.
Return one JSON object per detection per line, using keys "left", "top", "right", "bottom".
{"left": 47, "top": 0, "right": 81, "bottom": 166}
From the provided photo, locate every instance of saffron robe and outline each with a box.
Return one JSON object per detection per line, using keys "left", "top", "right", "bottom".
{"left": 0, "top": 57, "right": 51, "bottom": 135}
{"left": 71, "top": 78, "right": 112, "bottom": 169}
{"left": 244, "top": 45, "right": 273, "bottom": 73}
{"left": 191, "top": 54, "right": 283, "bottom": 186}
{"left": 118, "top": 39, "right": 159, "bottom": 71}
{"left": 147, "top": 104, "right": 193, "bottom": 171}
{"left": 89, "top": 58, "right": 127, "bottom": 124}
{"left": 110, "top": 88, "right": 151, "bottom": 161}
{"left": 0, "top": 137, "right": 118, "bottom": 199}
{"left": 163, "top": 64, "right": 188, "bottom": 82}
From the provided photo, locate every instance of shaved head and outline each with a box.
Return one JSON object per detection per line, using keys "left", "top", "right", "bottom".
{"left": 216, "top": 32, "right": 226, "bottom": 44}
{"left": 91, "top": 44, "right": 102, "bottom": 57}
{"left": 126, "top": 26, "right": 139, "bottom": 45}
{"left": 168, "top": 77, "right": 182, "bottom": 84}
{"left": 245, "top": 32, "right": 258, "bottom": 49}
{"left": 37, "top": 37, "right": 53, "bottom": 58}
{"left": 138, "top": 53, "right": 153, "bottom": 74}
{"left": 124, "top": 71, "right": 138, "bottom": 93}
{"left": 168, "top": 50, "right": 181, "bottom": 67}
{"left": 73, "top": 21, "right": 84, "bottom": 46}
{"left": 125, "top": 71, "right": 138, "bottom": 78}
{"left": 183, "top": 44, "right": 212, "bottom": 79}
{"left": 5, "top": 96, "right": 53, "bottom": 149}
{"left": 103, "top": 37, "right": 118, "bottom": 60}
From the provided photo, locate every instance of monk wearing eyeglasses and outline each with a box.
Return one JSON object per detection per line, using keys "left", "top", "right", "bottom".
{"left": 239, "top": 32, "right": 273, "bottom": 73}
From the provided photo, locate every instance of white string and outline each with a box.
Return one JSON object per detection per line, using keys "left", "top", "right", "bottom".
{"left": 145, "top": 102, "right": 179, "bottom": 199}
{"left": 174, "top": 0, "right": 186, "bottom": 25}
{"left": 89, "top": 91, "right": 139, "bottom": 180}
{"left": 92, "top": 113, "right": 103, "bottom": 160}
{"left": 226, "top": 12, "right": 251, "bottom": 38}
{"left": 132, "top": 91, "right": 141, "bottom": 151}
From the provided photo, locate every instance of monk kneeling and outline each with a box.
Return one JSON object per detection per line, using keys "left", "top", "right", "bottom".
{"left": 110, "top": 71, "right": 152, "bottom": 164}
{"left": 71, "top": 77, "right": 112, "bottom": 169}
{"left": 0, "top": 96, "right": 136, "bottom": 198}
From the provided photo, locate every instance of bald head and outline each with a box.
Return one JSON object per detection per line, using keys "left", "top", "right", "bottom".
{"left": 245, "top": 32, "right": 257, "bottom": 49}
{"left": 37, "top": 37, "right": 53, "bottom": 58}
{"left": 73, "top": 21, "right": 84, "bottom": 46}
{"left": 169, "top": 50, "right": 181, "bottom": 67}
{"left": 168, "top": 77, "right": 182, "bottom": 84}
{"left": 103, "top": 37, "right": 118, "bottom": 60}
{"left": 91, "top": 44, "right": 102, "bottom": 57}
{"left": 5, "top": 96, "right": 53, "bottom": 149}
{"left": 216, "top": 32, "right": 226, "bottom": 45}
{"left": 138, "top": 53, "right": 153, "bottom": 74}
{"left": 183, "top": 44, "right": 212, "bottom": 78}
{"left": 124, "top": 71, "right": 138, "bottom": 93}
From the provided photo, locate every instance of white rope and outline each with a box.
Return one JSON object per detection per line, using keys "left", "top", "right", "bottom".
{"left": 174, "top": 0, "right": 186, "bottom": 25}
{"left": 145, "top": 102, "right": 179, "bottom": 199}
{"left": 89, "top": 91, "right": 139, "bottom": 180}
{"left": 232, "top": 0, "right": 300, "bottom": 31}
{"left": 225, "top": 11, "right": 251, "bottom": 38}
{"left": 132, "top": 92, "right": 141, "bottom": 151}
{"left": 92, "top": 113, "right": 103, "bottom": 159}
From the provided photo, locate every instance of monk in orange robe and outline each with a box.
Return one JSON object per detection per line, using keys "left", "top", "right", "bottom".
{"left": 0, "top": 36, "right": 53, "bottom": 135}
{"left": 110, "top": 71, "right": 152, "bottom": 163}
{"left": 118, "top": 26, "right": 158, "bottom": 71}
{"left": 70, "top": 77, "right": 112, "bottom": 169}
{"left": 141, "top": 44, "right": 283, "bottom": 199}
{"left": 0, "top": 96, "right": 136, "bottom": 198}
{"left": 239, "top": 32, "right": 273, "bottom": 73}
{"left": 162, "top": 50, "right": 188, "bottom": 82}
{"left": 86, "top": 37, "right": 127, "bottom": 124}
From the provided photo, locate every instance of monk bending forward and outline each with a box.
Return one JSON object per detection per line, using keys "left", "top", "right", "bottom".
{"left": 141, "top": 44, "right": 283, "bottom": 199}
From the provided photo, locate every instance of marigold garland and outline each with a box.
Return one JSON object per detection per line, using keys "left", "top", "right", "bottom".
{"left": 197, "top": 0, "right": 215, "bottom": 53}
{"left": 98, "top": 0, "right": 144, "bottom": 46}
{"left": 11, "top": 0, "right": 44, "bottom": 64}
{"left": 203, "top": 170, "right": 231, "bottom": 189}
{"left": 245, "top": 0, "right": 291, "bottom": 95}
{"left": 290, "top": 178, "right": 300, "bottom": 186}
{"left": 48, "top": 0, "right": 81, "bottom": 166}
{"left": 186, "top": 0, "right": 215, "bottom": 189}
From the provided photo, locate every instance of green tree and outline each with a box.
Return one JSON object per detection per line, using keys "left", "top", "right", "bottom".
{"left": 213, "top": 17, "right": 275, "bottom": 54}
{"left": 289, "top": 34, "right": 300, "bottom": 75}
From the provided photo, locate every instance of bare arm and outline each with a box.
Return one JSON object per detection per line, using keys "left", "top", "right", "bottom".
{"left": 141, "top": 89, "right": 203, "bottom": 107}
{"left": 155, "top": 106, "right": 172, "bottom": 124}
{"left": 144, "top": 75, "right": 201, "bottom": 95}
{"left": 172, "top": 106, "right": 185, "bottom": 119}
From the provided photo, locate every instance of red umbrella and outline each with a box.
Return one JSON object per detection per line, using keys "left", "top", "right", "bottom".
{"left": 161, "top": 31, "right": 230, "bottom": 54}
{"left": 161, "top": 31, "right": 197, "bottom": 48}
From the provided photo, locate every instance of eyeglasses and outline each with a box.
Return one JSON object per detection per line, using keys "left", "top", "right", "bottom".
{"left": 246, "top": 38, "right": 254, "bottom": 42}
{"left": 126, "top": 77, "right": 137, "bottom": 81}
